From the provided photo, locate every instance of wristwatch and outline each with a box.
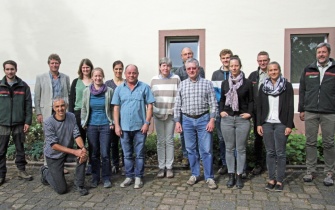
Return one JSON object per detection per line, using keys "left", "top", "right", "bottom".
{"left": 145, "top": 121, "right": 150, "bottom": 125}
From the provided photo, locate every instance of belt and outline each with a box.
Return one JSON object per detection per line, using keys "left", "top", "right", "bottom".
{"left": 183, "top": 111, "right": 209, "bottom": 119}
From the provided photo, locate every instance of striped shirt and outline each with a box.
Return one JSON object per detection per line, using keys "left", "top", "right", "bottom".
{"left": 150, "top": 74, "right": 180, "bottom": 120}
{"left": 43, "top": 112, "right": 80, "bottom": 159}
{"left": 174, "top": 76, "right": 218, "bottom": 122}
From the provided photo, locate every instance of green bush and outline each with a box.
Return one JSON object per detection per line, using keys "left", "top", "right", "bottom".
{"left": 286, "top": 131, "right": 306, "bottom": 165}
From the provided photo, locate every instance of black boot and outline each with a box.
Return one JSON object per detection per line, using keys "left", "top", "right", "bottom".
{"left": 226, "top": 173, "right": 235, "bottom": 188}
{"left": 236, "top": 174, "right": 244, "bottom": 189}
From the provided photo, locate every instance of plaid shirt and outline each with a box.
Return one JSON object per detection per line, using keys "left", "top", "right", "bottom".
{"left": 174, "top": 76, "right": 218, "bottom": 122}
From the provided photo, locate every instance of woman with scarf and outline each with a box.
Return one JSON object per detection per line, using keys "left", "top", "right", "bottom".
{"left": 220, "top": 55, "right": 253, "bottom": 189}
{"left": 81, "top": 67, "right": 114, "bottom": 188}
{"left": 257, "top": 62, "right": 294, "bottom": 192}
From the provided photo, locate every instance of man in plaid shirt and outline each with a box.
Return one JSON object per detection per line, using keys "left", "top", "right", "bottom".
{"left": 174, "top": 58, "right": 218, "bottom": 189}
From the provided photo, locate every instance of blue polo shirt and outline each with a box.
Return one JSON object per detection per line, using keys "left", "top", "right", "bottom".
{"left": 111, "top": 81, "right": 155, "bottom": 131}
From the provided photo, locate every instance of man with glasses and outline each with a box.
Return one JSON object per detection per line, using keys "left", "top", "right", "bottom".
{"left": 174, "top": 58, "right": 218, "bottom": 189}
{"left": 248, "top": 51, "right": 271, "bottom": 176}
{"left": 174, "top": 47, "right": 205, "bottom": 166}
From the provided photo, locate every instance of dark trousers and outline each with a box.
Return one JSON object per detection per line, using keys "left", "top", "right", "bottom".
{"left": 0, "top": 125, "right": 27, "bottom": 178}
{"left": 87, "top": 125, "right": 111, "bottom": 182}
{"left": 110, "top": 129, "right": 124, "bottom": 167}
{"left": 262, "top": 123, "right": 287, "bottom": 182}
{"left": 252, "top": 115, "right": 263, "bottom": 166}
{"left": 74, "top": 110, "right": 93, "bottom": 168}
{"left": 44, "top": 156, "right": 86, "bottom": 194}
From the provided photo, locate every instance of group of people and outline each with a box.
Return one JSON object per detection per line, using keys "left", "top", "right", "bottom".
{"left": 0, "top": 42, "right": 334, "bottom": 196}
{"left": 36, "top": 54, "right": 155, "bottom": 195}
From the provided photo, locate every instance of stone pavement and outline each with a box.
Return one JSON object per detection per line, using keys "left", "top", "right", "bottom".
{"left": 1, "top": 164, "right": 335, "bottom": 210}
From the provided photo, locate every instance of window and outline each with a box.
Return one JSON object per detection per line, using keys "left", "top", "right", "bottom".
{"left": 159, "top": 29, "right": 205, "bottom": 72}
{"left": 166, "top": 37, "right": 199, "bottom": 69}
{"left": 284, "top": 27, "right": 335, "bottom": 86}
{"left": 290, "top": 34, "right": 327, "bottom": 83}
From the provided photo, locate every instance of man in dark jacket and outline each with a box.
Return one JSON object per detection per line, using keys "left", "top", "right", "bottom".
{"left": 248, "top": 51, "right": 270, "bottom": 175}
{"left": 299, "top": 42, "right": 335, "bottom": 186}
{"left": 0, "top": 60, "right": 33, "bottom": 185}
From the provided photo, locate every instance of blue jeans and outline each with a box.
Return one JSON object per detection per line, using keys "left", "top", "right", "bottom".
{"left": 182, "top": 114, "right": 214, "bottom": 180}
{"left": 221, "top": 116, "right": 250, "bottom": 174}
{"left": 121, "top": 130, "right": 146, "bottom": 178}
{"left": 215, "top": 116, "right": 226, "bottom": 166}
{"left": 87, "top": 125, "right": 111, "bottom": 182}
{"left": 262, "top": 123, "right": 287, "bottom": 182}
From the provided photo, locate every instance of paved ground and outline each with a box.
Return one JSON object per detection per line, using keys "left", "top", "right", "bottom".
{"left": 1, "top": 164, "right": 335, "bottom": 210}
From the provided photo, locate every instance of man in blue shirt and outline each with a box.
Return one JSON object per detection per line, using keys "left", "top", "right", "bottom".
{"left": 112, "top": 64, "right": 155, "bottom": 189}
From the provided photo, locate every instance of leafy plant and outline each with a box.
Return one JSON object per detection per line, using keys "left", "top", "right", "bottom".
{"left": 286, "top": 131, "right": 306, "bottom": 165}
{"left": 25, "top": 140, "right": 44, "bottom": 161}
{"left": 6, "top": 144, "right": 16, "bottom": 160}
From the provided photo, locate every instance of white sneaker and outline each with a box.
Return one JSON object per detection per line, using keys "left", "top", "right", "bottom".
{"left": 206, "top": 178, "right": 218, "bottom": 189}
{"left": 120, "top": 177, "right": 133, "bottom": 188}
{"left": 187, "top": 175, "right": 198, "bottom": 185}
{"left": 134, "top": 177, "right": 143, "bottom": 189}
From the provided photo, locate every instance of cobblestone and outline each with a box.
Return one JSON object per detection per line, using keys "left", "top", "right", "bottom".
{"left": 1, "top": 165, "right": 335, "bottom": 209}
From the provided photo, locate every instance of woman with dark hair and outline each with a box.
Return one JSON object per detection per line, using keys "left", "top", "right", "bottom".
{"left": 82, "top": 68, "right": 114, "bottom": 188}
{"left": 105, "top": 60, "right": 124, "bottom": 174}
{"left": 220, "top": 56, "right": 253, "bottom": 189}
{"left": 257, "top": 62, "right": 294, "bottom": 192}
{"left": 69, "top": 58, "right": 93, "bottom": 174}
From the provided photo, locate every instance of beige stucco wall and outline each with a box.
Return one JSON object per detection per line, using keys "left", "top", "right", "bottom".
{"left": 0, "top": 0, "right": 334, "bottom": 88}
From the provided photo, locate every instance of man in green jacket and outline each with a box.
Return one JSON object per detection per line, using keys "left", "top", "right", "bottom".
{"left": 0, "top": 60, "right": 33, "bottom": 186}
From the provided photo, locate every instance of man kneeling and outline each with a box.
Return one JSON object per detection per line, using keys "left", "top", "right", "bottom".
{"left": 40, "top": 97, "right": 88, "bottom": 196}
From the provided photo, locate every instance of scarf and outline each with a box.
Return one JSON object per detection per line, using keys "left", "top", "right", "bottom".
{"left": 225, "top": 72, "right": 244, "bottom": 111}
{"left": 262, "top": 75, "right": 286, "bottom": 96}
{"left": 90, "top": 84, "right": 107, "bottom": 95}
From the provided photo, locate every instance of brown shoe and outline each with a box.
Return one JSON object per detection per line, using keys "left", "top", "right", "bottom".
{"left": 18, "top": 170, "right": 33, "bottom": 181}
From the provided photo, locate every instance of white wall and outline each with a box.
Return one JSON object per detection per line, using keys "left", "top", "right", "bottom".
{"left": 1, "top": 0, "right": 334, "bottom": 88}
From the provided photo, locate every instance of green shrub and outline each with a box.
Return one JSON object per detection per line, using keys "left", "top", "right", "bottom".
{"left": 6, "top": 144, "right": 16, "bottom": 160}
{"left": 286, "top": 131, "right": 306, "bottom": 165}
{"left": 25, "top": 140, "right": 44, "bottom": 161}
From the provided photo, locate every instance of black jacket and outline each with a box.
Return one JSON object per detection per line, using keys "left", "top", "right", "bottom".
{"left": 248, "top": 67, "right": 264, "bottom": 112}
{"left": 0, "top": 76, "right": 32, "bottom": 126}
{"left": 219, "top": 77, "right": 253, "bottom": 116}
{"left": 257, "top": 82, "right": 295, "bottom": 129}
{"left": 69, "top": 78, "right": 79, "bottom": 113}
{"left": 298, "top": 58, "right": 335, "bottom": 113}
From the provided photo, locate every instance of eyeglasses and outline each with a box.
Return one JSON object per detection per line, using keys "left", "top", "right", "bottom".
{"left": 257, "top": 60, "right": 269, "bottom": 63}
